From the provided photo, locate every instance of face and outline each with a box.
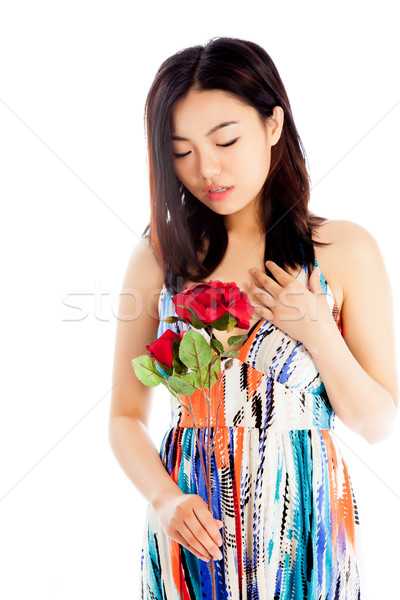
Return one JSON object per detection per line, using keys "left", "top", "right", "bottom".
{"left": 171, "top": 88, "right": 284, "bottom": 222}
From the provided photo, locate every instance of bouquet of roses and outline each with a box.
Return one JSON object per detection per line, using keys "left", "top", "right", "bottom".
{"left": 132, "top": 279, "right": 253, "bottom": 592}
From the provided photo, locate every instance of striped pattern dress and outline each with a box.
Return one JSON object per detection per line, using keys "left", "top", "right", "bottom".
{"left": 140, "top": 258, "right": 362, "bottom": 599}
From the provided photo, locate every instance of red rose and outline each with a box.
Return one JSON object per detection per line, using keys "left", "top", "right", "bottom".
{"left": 172, "top": 280, "right": 253, "bottom": 329}
{"left": 146, "top": 329, "right": 183, "bottom": 369}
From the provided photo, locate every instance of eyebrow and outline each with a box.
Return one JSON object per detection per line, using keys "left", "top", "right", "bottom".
{"left": 171, "top": 120, "right": 239, "bottom": 141}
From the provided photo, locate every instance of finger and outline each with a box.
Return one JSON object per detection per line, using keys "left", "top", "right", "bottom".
{"left": 205, "top": 516, "right": 223, "bottom": 547}
{"left": 265, "top": 260, "right": 295, "bottom": 286}
{"left": 249, "top": 286, "right": 276, "bottom": 318}
{"left": 247, "top": 281, "right": 274, "bottom": 309}
{"left": 193, "top": 502, "right": 224, "bottom": 547}
{"left": 250, "top": 284, "right": 274, "bottom": 302}
{"left": 180, "top": 521, "right": 215, "bottom": 559}
{"left": 190, "top": 510, "right": 224, "bottom": 559}
{"left": 212, "top": 521, "right": 224, "bottom": 547}
{"left": 186, "top": 517, "right": 223, "bottom": 560}
{"left": 173, "top": 528, "right": 211, "bottom": 562}
{"left": 251, "top": 267, "right": 280, "bottom": 297}
{"left": 254, "top": 304, "right": 274, "bottom": 321}
{"left": 307, "top": 267, "right": 324, "bottom": 298}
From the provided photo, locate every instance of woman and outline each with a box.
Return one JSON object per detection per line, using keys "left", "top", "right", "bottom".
{"left": 109, "top": 37, "right": 398, "bottom": 598}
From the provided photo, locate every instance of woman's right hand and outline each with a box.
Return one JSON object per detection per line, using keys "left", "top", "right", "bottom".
{"left": 153, "top": 490, "right": 224, "bottom": 562}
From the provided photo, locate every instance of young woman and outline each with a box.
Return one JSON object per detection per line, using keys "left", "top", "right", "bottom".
{"left": 109, "top": 37, "right": 398, "bottom": 598}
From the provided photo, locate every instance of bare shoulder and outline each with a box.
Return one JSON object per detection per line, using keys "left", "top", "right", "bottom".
{"left": 109, "top": 235, "right": 165, "bottom": 424}
{"left": 314, "top": 218, "right": 378, "bottom": 247}
{"left": 312, "top": 219, "right": 382, "bottom": 311}
{"left": 124, "top": 235, "right": 165, "bottom": 314}
{"left": 130, "top": 234, "right": 163, "bottom": 269}
{"left": 314, "top": 219, "right": 398, "bottom": 408}
{"left": 315, "top": 219, "right": 383, "bottom": 284}
{"left": 326, "top": 219, "right": 390, "bottom": 305}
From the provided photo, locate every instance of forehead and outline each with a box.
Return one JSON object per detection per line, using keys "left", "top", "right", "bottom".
{"left": 171, "top": 89, "right": 255, "bottom": 134}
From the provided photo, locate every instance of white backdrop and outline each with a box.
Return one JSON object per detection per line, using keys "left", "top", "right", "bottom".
{"left": 0, "top": 1, "right": 399, "bottom": 598}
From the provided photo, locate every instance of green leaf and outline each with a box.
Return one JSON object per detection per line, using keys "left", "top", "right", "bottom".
{"left": 132, "top": 355, "right": 164, "bottom": 387}
{"left": 227, "top": 333, "right": 248, "bottom": 346}
{"left": 167, "top": 375, "right": 198, "bottom": 395}
{"left": 210, "top": 355, "right": 223, "bottom": 367}
{"left": 179, "top": 330, "right": 212, "bottom": 370}
{"left": 171, "top": 338, "right": 187, "bottom": 373}
{"left": 221, "top": 350, "right": 239, "bottom": 358}
{"left": 164, "top": 316, "right": 182, "bottom": 324}
{"left": 154, "top": 360, "right": 173, "bottom": 376}
{"left": 199, "top": 356, "right": 221, "bottom": 389}
{"left": 180, "top": 370, "right": 201, "bottom": 388}
{"left": 171, "top": 356, "right": 187, "bottom": 374}
{"left": 206, "top": 311, "right": 230, "bottom": 331}
{"left": 210, "top": 337, "right": 224, "bottom": 354}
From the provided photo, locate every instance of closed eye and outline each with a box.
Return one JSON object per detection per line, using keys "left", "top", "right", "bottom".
{"left": 173, "top": 137, "right": 239, "bottom": 159}
{"left": 173, "top": 150, "right": 191, "bottom": 159}
{"left": 218, "top": 137, "right": 239, "bottom": 148}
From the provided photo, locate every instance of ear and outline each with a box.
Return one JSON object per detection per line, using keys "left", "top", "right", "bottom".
{"left": 265, "top": 106, "right": 284, "bottom": 147}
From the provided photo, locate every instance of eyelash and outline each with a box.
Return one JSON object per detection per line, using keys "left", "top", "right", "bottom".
{"left": 173, "top": 137, "right": 239, "bottom": 159}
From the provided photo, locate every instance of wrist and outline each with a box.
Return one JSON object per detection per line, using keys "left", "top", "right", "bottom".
{"left": 150, "top": 481, "right": 184, "bottom": 512}
{"left": 303, "top": 319, "right": 338, "bottom": 358}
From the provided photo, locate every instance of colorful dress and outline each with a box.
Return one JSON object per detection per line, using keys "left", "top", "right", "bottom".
{"left": 140, "top": 257, "right": 362, "bottom": 599}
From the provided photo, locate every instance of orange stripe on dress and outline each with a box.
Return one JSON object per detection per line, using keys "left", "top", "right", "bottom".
{"left": 169, "top": 536, "right": 182, "bottom": 594}
{"left": 244, "top": 365, "right": 264, "bottom": 398}
{"left": 238, "top": 319, "right": 265, "bottom": 364}
{"left": 179, "top": 351, "right": 227, "bottom": 428}
{"left": 170, "top": 539, "right": 194, "bottom": 599}
{"left": 321, "top": 431, "right": 356, "bottom": 559}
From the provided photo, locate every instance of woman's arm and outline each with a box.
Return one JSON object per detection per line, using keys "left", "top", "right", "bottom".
{"left": 248, "top": 221, "right": 398, "bottom": 444}
{"left": 306, "top": 221, "right": 398, "bottom": 444}
{"left": 108, "top": 236, "right": 223, "bottom": 562}
{"left": 108, "top": 236, "right": 181, "bottom": 506}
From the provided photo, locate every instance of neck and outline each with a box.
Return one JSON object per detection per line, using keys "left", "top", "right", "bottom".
{"left": 223, "top": 196, "right": 264, "bottom": 239}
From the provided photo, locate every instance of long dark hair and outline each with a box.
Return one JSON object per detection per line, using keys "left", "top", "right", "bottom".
{"left": 142, "top": 36, "right": 331, "bottom": 294}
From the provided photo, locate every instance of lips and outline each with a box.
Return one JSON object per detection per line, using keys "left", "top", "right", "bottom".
{"left": 204, "top": 186, "right": 234, "bottom": 202}
{"left": 204, "top": 186, "right": 231, "bottom": 193}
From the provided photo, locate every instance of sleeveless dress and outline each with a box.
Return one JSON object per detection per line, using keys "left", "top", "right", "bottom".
{"left": 140, "top": 257, "right": 362, "bottom": 599}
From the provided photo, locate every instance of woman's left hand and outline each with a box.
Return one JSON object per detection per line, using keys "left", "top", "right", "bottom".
{"left": 246, "top": 260, "right": 335, "bottom": 349}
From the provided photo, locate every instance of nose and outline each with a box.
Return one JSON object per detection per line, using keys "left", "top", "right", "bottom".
{"left": 198, "top": 148, "right": 222, "bottom": 179}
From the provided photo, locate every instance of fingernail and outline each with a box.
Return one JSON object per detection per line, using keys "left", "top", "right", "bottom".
{"left": 214, "top": 550, "right": 223, "bottom": 560}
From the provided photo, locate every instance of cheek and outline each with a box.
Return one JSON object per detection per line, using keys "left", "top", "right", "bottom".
{"left": 174, "top": 163, "right": 199, "bottom": 196}
{"left": 173, "top": 161, "right": 193, "bottom": 185}
{"left": 250, "top": 143, "right": 271, "bottom": 184}
{"left": 237, "top": 135, "right": 270, "bottom": 171}
{"left": 173, "top": 165, "right": 187, "bottom": 187}
{"left": 237, "top": 150, "right": 270, "bottom": 187}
